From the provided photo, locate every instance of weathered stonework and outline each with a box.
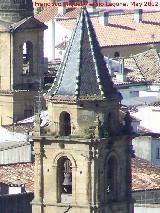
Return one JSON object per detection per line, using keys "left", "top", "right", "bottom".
{"left": 32, "top": 136, "right": 133, "bottom": 213}
{"left": 32, "top": 9, "right": 133, "bottom": 213}
{"left": 0, "top": 3, "right": 47, "bottom": 125}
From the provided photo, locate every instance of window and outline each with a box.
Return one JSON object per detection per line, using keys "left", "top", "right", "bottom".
{"left": 156, "top": 147, "right": 160, "bottom": 159}
{"left": 57, "top": 157, "right": 72, "bottom": 203}
{"left": 59, "top": 112, "right": 71, "bottom": 136}
{"left": 114, "top": 52, "right": 120, "bottom": 58}
{"left": 22, "top": 41, "right": 33, "bottom": 75}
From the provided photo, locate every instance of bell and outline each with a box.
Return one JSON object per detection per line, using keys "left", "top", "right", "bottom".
{"left": 63, "top": 173, "right": 72, "bottom": 186}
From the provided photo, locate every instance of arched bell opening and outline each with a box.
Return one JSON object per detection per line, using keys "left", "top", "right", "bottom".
{"left": 57, "top": 156, "right": 72, "bottom": 203}
{"left": 22, "top": 41, "right": 33, "bottom": 75}
{"left": 59, "top": 111, "right": 71, "bottom": 136}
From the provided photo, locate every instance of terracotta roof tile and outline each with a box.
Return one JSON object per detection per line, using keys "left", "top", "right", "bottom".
{"left": 0, "top": 157, "right": 160, "bottom": 192}
{"left": 2, "top": 123, "right": 33, "bottom": 133}
{"left": 57, "top": 11, "right": 160, "bottom": 47}
{"left": 0, "top": 157, "right": 160, "bottom": 193}
{"left": 125, "top": 48, "right": 160, "bottom": 83}
{"left": 0, "top": 163, "right": 34, "bottom": 192}
{"left": 35, "top": 7, "right": 81, "bottom": 23}
{"left": 132, "top": 157, "right": 160, "bottom": 191}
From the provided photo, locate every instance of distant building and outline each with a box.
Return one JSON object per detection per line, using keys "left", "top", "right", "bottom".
{"left": 0, "top": 126, "right": 32, "bottom": 164}
{"left": 35, "top": 7, "right": 160, "bottom": 61}
{"left": 133, "top": 136, "right": 160, "bottom": 166}
{"left": 0, "top": 0, "right": 47, "bottom": 125}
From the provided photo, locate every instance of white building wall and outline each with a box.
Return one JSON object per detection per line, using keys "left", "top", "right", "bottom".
{"left": 134, "top": 204, "right": 160, "bottom": 213}
{"left": 151, "top": 138, "right": 160, "bottom": 166}
{"left": 43, "top": 19, "right": 72, "bottom": 61}
{"left": 0, "top": 144, "right": 32, "bottom": 164}
{"left": 132, "top": 106, "right": 160, "bottom": 133}
{"left": 132, "top": 136, "right": 151, "bottom": 162}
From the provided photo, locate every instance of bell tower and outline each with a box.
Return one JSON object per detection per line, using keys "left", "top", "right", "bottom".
{"left": 0, "top": 0, "right": 33, "bottom": 23}
{"left": 32, "top": 9, "right": 133, "bottom": 213}
{"left": 0, "top": 0, "right": 47, "bottom": 125}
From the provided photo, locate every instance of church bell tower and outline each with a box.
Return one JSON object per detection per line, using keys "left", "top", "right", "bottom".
{"left": 0, "top": 0, "right": 47, "bottom": 125}
{"left": 32, "top": 8, "right": 133, "bottom": 213}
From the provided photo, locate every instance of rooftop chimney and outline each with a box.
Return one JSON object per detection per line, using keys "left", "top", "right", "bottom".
{"left": 134, "top": 9, "right": 142, "bottom": 23}
{"left": 99, "top": 11, "right": 109, "bottom": 26}
{"left": 87, "top": 0, "right": 96, "bottom": 13}
{"left": 58, "top": 5, "right": 66, "bottom": 15}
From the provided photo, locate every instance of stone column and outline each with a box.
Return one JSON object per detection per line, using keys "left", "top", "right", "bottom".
{"left": 32, "top": 140, "right": 43, "bottom": 213}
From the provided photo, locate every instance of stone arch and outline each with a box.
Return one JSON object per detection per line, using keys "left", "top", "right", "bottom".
{"left": 59, "top": 111, "right": 71, "bottom": 136}
{"left": 53, "top": 152, "right": 77, "bottom": 168}
{"left": 104, "top": 152, "right": 120, "bottom": 202}
{"left": 53, "top": 152, "right": 77, "bottom": 203}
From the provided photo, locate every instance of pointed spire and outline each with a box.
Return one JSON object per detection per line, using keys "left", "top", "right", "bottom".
{"left": 49, "top": 8, "right": 121, "bottom": 102}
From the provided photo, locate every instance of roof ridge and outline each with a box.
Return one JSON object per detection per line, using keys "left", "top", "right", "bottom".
{"left": 48, "top": 8, "right": 121, "bottom": 100}
{"left": 48, "top": 15, "right": 81, "bottom": 96}
{"left": 84, "top": 10, "right": 104, "bottom": 97}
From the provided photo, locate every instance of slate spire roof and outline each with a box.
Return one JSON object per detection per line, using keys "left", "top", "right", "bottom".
{"left": 49, "top": 9, "right": 121, "bottom": 101}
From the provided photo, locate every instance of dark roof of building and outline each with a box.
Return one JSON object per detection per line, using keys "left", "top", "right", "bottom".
{"left": 0, "top": 0, "right": 33, "bottom": 11}
{"left": 0, "top": 16, "right": 47, "bottom": 32}
{"left": 48, "top": 9, "right": 120, "bottom": 101}
{"left": 0, "top": 0, "right": 33, "bottom": 23}
{"left": 11, "top": 16, "right": 47, "bottom": 31}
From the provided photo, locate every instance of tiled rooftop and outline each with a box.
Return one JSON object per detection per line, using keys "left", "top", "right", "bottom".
{"left": 0, "top": 163, "right": 34, "bottom": 192}
{"left": 132, "top": 157, "right": 160, "bottom": 191}
{"left": 2, "top": 123, "right": 33, "bottom": 133}
{"left": 125, "top": 48, "right": 160, "bottom": 83}
{"left": 0, "top": 158, "right": 160, "bottom": 192}
{"left": 35, "top": 7, "right": 81, "bottom": 22}
{"left": 53, "top": 11, "right": 160, "bottom": 47}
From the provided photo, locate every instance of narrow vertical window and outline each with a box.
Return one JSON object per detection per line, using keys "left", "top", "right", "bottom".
{"left": 59, "top": 112, "right": 71, "bottom": 136}
{"left": 22, "top": 41, "right": 33, "bottom": 75}
{"left": 156, "top": 147, "right": 160, "bottom": 159}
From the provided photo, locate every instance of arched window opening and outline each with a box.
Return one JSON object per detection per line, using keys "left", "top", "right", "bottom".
{"left": 59, "top": 112, "right": 71, "bottom": 136}
{"left": 114, "top": 51, "right": 120, "bottom": 58}
{"left": 22, "top": 41, "right": 33, "bottom": 75}
{"left": 105, "top": 156, "right": 118, "bottom": 202}
{"left": 57, "top": 157, "right": 72, "bottom": 203}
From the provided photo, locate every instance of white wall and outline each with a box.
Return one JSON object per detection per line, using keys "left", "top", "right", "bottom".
{"left": 44, "top": 20, "right": 54, "bottom": 61}
{"left": 133, "top": 136, "right": 151, "bottom": 162}
{"left": 134, "top": 204, "right": 160, "bottom": 213}
{"left": 132, "top": 106, "right": 160, "bottom": 133}
{"left": 139, "top": 91, "right": 160, "bottom": 97}
{"left": 119, "top": 85, "right": 148, "bottom": 99}
{"left": 9, "top": 187, "right": 22, "bottom": 195}
{"left": 43, "top": 19, "right": 72, "bottom": 61}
